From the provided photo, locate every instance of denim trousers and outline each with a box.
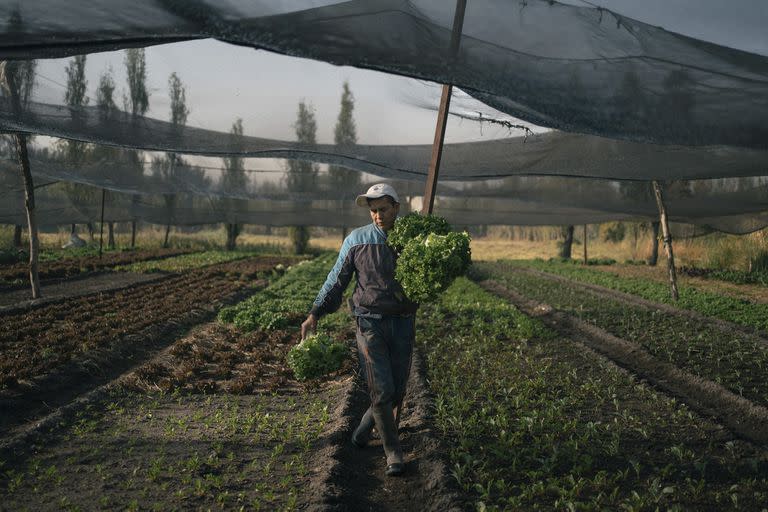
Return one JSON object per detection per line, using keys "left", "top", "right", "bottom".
{"left": 354, "top": 314, "right": 415, "bottom": 462}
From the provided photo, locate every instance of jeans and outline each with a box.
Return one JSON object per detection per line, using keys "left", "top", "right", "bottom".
{"left": 353, "top": 315, "right": 415, "bottom": 463}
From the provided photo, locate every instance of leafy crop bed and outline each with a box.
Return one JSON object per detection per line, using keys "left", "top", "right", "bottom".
{"left": 478, "top": 261, "right": 768, "bottom": 408}
{"left": 114, "top": 250, "right": 280, "bottom": 274}
{"left": 513, "top": 259, "right": 768, "bottom": 331}
{"left": 0, "top": 247, "right": 194, "bottom": 286}
{"left": 419, "top": 277, "right": 768, "bottom": 510}
{"left": 2, "top": 370, "right": 342, "bottom": 511}
{"left": 0, "top": 254, "right": 355, "bottom": 511}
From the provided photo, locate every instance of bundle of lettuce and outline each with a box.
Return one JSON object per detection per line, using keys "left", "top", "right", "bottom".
{"left": 388, "top": 214, "right": 471, "bottom": 303}
{"left": 287, "top": 333, "right": 347, "bottom": 381}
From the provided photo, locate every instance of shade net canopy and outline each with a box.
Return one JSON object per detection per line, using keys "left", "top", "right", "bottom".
{"left": 1, "top": 0, "right": 768, "bottom": 148}
{"left": 0, "top": 1, "right": 767, "bottom": 234}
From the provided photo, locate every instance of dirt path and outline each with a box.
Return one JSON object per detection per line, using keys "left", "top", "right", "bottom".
{"left": 480, "top": 278, "right": 768, "bottom": 446}
{"left": 312, "top": 350, "right": 463, "bottom": 512}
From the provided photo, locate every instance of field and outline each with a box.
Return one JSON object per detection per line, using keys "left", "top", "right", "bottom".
{"left": 1, "top": 229, "right": 767, "bottom": 510}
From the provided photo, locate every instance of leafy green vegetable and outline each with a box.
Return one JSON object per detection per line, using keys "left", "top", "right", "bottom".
{"left": 388, "top": 213, "right": 471, "bottom": 303}
{"left": 396, "top": 231, "right": 471, "bottom": 303}
{"left": 286, "top": 333, "right": 347, "bottom": 381}
{"left": 387, "top": 213, "right": 451, "bottom": 253}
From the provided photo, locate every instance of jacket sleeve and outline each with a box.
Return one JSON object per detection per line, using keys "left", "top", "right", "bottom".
{"left": 310, "top": 239, "right": 356, "bottom": 318}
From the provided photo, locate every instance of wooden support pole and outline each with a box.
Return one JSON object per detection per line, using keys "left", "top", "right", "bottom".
{"left": 99, "top": 188, "right": 106, "bottom": 259}
{"left": 583, "top": 224, "right": 588, "bottom": 264}
{"left": 652, "top": 180, "right": 679, "bottom": 300}
{"left": 14, "top": 134, "right": 41, "bottom": 298}
{"left": 421, "top": 0, "right": 467, "bottom": 215}
{"left": 4, "top": 62, "right": 41, "bottom": 299}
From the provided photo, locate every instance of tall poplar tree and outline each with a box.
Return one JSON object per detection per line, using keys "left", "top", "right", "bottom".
{"left": 286, "top": 101, "right": 318, "bottom": 254}
{"left": 329, "top": 81, "right": 359, "bottom": 239}
{"left": 124, "top": 48, "right": 149, "bottom": 247}
{"left": 60, "top": 54, "right": 94, "bottom": 238}
{"left": 156, "top": 72, "right": 189, "bottom": 248}
{"left": 95, "top": 68, "right": 120, "bottom": 249}
{"left": 222, "top": 118, "right": 246, "bottom": 250}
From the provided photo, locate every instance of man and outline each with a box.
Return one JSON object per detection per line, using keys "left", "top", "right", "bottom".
{"left": 301, "top": 183, "right": 417, "bottom": 477}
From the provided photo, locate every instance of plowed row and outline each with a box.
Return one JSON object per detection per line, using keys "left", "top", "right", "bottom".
{"left": 0, "top": 256, "right": 291, "bottom": 389}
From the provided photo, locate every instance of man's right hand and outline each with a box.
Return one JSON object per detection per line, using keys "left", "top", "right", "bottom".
{"left": 301, "top": 314, "right": 318, "bottom": 340}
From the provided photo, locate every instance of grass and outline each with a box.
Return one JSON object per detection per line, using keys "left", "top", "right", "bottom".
{"left": 418, "top": 276, "right": 768, "bottom": 510}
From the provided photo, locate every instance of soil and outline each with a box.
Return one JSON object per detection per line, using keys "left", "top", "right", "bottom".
{"left": 479, "top": 276, "right": 768, "bottom": 446}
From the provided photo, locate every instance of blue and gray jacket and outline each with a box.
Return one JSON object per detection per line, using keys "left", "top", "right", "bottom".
{"left": 310, "top": 222, "right": 418, "bottom": 319}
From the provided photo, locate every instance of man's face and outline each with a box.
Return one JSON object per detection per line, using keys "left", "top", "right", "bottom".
{"left": 368, "top": 197, "right": 399, "bottom": 232}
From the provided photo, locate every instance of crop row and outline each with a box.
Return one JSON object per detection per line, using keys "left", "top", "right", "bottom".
{"left": 511, "top": 259, "right": 768, "bottom": 331}
{"left": 478, "top": 261, "right": 768, "bottom": 408}
{"left": 0, "top": 247, "right": 194, "bottom": 285}
{"left": 218, "top": 253, "right": 348, "bottom": 333}
{"left": 114, "top": 250, "right": 294, "bottom": 274}
{"left": 418, "top": 277, "right": 768, "bottom": 510}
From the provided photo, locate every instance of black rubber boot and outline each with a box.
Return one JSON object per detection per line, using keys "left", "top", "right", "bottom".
{"left": 351, "top": 407, "right": 374, "bottom": 448}
{"left": 372, "top": 405, "right": 404, "bottom": 476}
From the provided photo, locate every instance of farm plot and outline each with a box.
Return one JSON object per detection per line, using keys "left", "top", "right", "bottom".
{"left": 0, "top": 255, "right": 295, "bottom": 436}
{"left": 509, "top": 259, "right": 768, "bottom": 331}
{"left": 476, "top": 261, "right": 768, "bottom": 409}
{"left": 418, "top": 277, "right": 768, "bottom": 510}
{"left": 0, "top": 254, "right": 356, "bottom": 511}
{"left": 0, "top": 247, "right": 194, "bottom": 287}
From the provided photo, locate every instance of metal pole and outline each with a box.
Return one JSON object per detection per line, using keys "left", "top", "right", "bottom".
{"left": 99, "top": 188, "right": 106, "bottom": 259}
{"left": 421, "top": 0, "right": 467, "bottom": 215}
{"left": 583, "top": 224, "right": 588, "bottom": 264}
{"left": 652, "top": 180, "right": 679, "bottom": 300}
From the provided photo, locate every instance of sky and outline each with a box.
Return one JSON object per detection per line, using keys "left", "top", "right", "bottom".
{"left": 34, "top": 40, "right": 520, "bottom": 148}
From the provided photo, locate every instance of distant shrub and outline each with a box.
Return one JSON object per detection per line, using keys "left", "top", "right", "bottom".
{"left": 750, "top": 250, "right": 768, "bottom": 273}
{"left": 587, "top": 258, "right": 617, "bottom": 266}
{"left": 603, "top": 222, "right": 626, "bottom": 243}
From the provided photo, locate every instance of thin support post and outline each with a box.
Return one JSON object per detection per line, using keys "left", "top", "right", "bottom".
{"left": 99, "top": 188, "right": 106, "bottom": 259}
{"left": 652, "top": 180, "right": 679, "bottom": 300}
{"left": 422, "top": 85, "right": 453, "bottom": 214}
{"left": 583, "top": 224, "right": 588, "bottom": 264}
{"left": 421, "top": 0, "right": 467, "bottom": 215}
{"left": 14, "top": 134, "right": 41, "bottom": 298}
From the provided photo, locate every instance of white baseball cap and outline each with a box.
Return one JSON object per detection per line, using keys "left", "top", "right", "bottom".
{"left": 355, "top": 183, "right": 400, "bottom": 207}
